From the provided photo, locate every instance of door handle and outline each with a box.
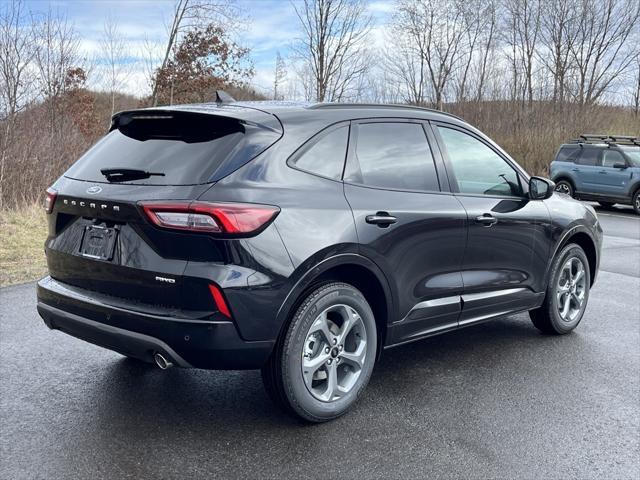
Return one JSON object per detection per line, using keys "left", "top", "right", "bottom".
{"left": 598, "top": 170, "right": 607, "bottom": 174}
{"left": 571, "top": 168, "right": 580, "bottom": 172}
{"left": 475, "top": 214, "right": 498, "bottom": 227}
{"left": 365, "top": 212, "right": 397, "bottom": 227}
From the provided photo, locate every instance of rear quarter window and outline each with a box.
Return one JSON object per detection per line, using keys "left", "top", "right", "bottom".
{"left": 288, "top": 125, "right": 349, "bottom": 180}
{"left": 555, "top": 147, "right": 580, "bottom": 163}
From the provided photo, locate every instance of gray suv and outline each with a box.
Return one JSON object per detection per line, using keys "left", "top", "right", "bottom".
{"left": 549, "top": 135, "right": 640, "bottom": 214}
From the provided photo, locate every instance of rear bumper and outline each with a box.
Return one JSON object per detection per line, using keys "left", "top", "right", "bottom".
{"left": 37, "top": 276, "right": 274, "bottom": 370}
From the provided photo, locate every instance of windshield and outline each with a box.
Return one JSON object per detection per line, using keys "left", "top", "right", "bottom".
{"left": 621, "top": 147, "right": 640, "bottom": 167}
{"left": 64, "top": 111, "right": 280, "bottom": 185}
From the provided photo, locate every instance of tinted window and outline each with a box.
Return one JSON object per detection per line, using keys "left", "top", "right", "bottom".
{"left": 577, "top": 148, "right": 599, "bottom": 166}
{"left": 290, "top": 125, "right": 349, "bottom": 179}
{"left": 601, "top": 150, "right": 625, "bottom": 168}
{"left": 65, "top": 111, "right": 280, "bottom": 185}
{"left": 621, "top": 147, "right": 640, "bottom": 167}
{"left": 556, "top": 146, "right": 580, "bottom": 163}
{"left": 352, "top": 123, "right": 439, "bottom": 191}
{"left": 437, "top": 127, "right": 522, "bottom": 197}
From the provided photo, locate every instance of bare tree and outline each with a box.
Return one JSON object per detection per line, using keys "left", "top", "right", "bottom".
{"left": 454, "top": 0, "right": 490, "bottom": 103}
{"left": 570, "top": 0, "right": 640, "bottom": 105}
{"left": 0, "top": 0, "right": 35, "bottom": 210}
{"left": 150, "top": 0, "right": 238, "bottom": 106}
{"left": 473, "top": 0, "right": 497, "bottom": 103}
{"left": 100, "top": 15, "right": 130, "bottom": 117}
{"left": 273, "top": 51, "right": 287, "bottom": 100}
{"left": 32, "top": 9, "right": 82, "bottom": 134}
{"left": 390, "top": 0, "right": 471, "bottom": 109}
{"left": 630, "top": 56, "right": 640, "bottom": 117}
{"left": 384, "top": 11, "right": 428, "bottom": 105}
{"left": 502, "top": 0, "right": 542, "bottom": 106}
{"left": 538, "top": 0, "right": 579, "bottom": 104}
{"left": 292, "top": 0, "right": 372, "bottom": 102}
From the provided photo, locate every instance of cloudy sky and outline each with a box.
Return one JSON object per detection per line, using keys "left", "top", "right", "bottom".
{"left": 23, "top": 0, "right": 393, "bottom": 98}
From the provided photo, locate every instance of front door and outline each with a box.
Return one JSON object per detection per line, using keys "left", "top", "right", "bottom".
{"left": 432, "top": 123, "right": 552, "bottom": 326}
{"left": 343, "top": 119, "right": 467, "bottom": 344}
{"left": 598, "top": 149, "right": 631, "bottom": 198}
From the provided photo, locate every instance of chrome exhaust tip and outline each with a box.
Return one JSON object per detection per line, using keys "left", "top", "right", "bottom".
{"left": 154, "top": 352, "right": 173, "bottom": 370}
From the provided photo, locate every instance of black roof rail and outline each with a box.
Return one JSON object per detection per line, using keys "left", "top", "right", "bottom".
{"left": 570, "top": 133, "right": 639, "bottom": 147}
{"left": 308, "top": 102, "right": 465, "bottom": 121}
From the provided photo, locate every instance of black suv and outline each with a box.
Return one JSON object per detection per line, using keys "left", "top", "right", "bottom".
{"left": 37, "top": 100, "right": 603, "bottom": 422}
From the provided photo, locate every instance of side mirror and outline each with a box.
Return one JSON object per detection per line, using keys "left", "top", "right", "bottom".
{"left": 613, "top": 163, "right": 627, "bottom": 169}
{"left": 529, "top": 176, "right": 555, "bottom": 200}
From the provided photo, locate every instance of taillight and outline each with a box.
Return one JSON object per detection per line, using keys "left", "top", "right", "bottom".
{"left": 44, "top": 188, "right": 57, "bottom": 214}
{"left": 139, "top": 201, "right": 280, "bottom": 235}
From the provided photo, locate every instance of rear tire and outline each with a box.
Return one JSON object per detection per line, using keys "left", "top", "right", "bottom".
{"left": 529, "top": 244, "right": 590, "bottom": 335}
{"left": 554, "top": 180, "right": 574, "bottom": 197}
{"left": 261, "top": 282, "right": 377, "bottom": 422}
{"left": 633, "top": 190, "right": 640, "bottom": 215}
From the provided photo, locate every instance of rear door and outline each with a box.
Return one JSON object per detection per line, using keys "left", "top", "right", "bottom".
{"left": 573, "top": 147, "right": 602, "bottom": 193}
{"left": 431, "top": 123, "right": 551, "bottom": 325}
{"left": 343, "top": 119, "right": 467, "bottom": 344}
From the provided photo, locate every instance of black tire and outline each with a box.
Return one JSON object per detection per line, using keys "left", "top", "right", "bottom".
{"left": 554, "top": 180, "right": 574, "bottom": 197}
{"left": 633, "top": 190, "right": 640, "bottom": 215}
{"left": 598, "top": 201, "right": 615, "bottom": 209}
{"left": 529, "top": 243, "right": 590, "bottom": 335}
{"left": 261, "top": 282, "right": 377, "bottom": 422}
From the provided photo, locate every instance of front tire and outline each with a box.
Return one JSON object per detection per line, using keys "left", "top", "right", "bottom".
{"left": 262, "top": 282, "right": 377, "bottom": 422}
{"left": 529, "top": 244, "right": 590, "bottom": 334}
{"left": 554, "top": 180, "right": 574, "bottom": 197}
{"left": 633, "top": 190, "right": 640, "bottom": 215}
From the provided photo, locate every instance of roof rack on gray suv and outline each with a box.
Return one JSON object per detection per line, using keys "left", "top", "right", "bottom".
{"left": 571, "top": 134, "right": 640, "bottom": 146}
{"left": 550, "top": 135, "right": 640, "bottom": 214}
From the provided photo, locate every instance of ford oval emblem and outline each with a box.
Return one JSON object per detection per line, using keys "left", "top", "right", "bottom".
{"left": 86, "top": 185, "right": 102, "bottom": 195}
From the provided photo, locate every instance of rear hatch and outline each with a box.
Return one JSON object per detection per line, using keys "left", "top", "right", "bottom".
{"left": 45, "top": 106, "right": 282, "bottom": 318}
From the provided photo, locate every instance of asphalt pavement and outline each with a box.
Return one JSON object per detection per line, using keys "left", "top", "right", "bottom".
{"left": 1, "top": 206, "right": 639, "bottom": 479}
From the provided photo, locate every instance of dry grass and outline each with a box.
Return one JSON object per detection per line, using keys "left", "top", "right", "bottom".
{"left": 0, "top": 204, "right": 48, "bottom": 287}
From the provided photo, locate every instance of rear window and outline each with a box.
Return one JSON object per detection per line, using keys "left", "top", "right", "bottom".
{"left": 65, "top": 111, "right": 280, "bottom": 185}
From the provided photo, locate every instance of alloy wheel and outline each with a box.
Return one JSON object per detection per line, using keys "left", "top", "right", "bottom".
{"left": 555, "top": 183, "right": 571, "bottom": 196}
{"left": 301, "top": 304, "right": 367, "bottom": 402}
{"left": 556, "top": 256, "right": 587, "bottom": 322}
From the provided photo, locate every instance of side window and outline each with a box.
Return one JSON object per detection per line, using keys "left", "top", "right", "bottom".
{"left": 556, "top": 147, "right": 580, "bottom": 163}
{"left": 351, "top": 122, "right": 439, "bottom": 191}
{"left": 577, "top": 148, "right": 599, "bottom": 166}
{"left": 437, "top": 126, "right": 522, "bottom": 197}
{"left": 289, "top": 125, "right": 349, "bottom": 180}
{"left": 601, "top": 150, "right": 625, "bottom": 168}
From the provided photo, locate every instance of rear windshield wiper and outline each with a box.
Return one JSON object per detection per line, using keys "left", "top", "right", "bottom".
{"left": 100, "top": 168, "right": 166, "bottom": 182}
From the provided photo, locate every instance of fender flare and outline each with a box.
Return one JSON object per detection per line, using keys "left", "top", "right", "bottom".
{"left": 546, "top": 224, "right": 599, "bottom": 284}
{"left": 274, "top": 253, "right": 396, "bottom": 342}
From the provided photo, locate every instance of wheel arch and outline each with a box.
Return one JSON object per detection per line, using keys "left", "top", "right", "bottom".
{"left": 274, "top": 254, "right": 395, "bottom": 360}
{"left": 554, "top": 176, "right": 575, "bottom": 191}
{"left": 553, "top": 227, "right": 598, "bottom": 287}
